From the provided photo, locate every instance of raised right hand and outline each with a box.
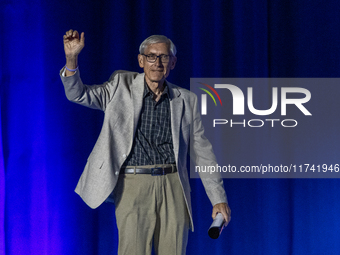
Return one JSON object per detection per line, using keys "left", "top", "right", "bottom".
{"left": 63, "top": 29, "right": 85, "bottom": 58}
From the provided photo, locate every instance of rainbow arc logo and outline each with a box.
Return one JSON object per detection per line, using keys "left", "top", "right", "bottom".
{"left": 198, "top": 82, "right": 222, "bottom": 115}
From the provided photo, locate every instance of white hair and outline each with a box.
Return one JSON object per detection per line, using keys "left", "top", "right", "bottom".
{"left": 139, "top": 35, "right": 177, "bottom": 56}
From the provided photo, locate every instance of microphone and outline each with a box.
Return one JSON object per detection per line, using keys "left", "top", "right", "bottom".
{"left": 208, "top": 213, "right": 225, "bottom": 239}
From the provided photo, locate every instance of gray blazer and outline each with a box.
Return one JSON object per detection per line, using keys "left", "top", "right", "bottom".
{"left": 61, "top": 69, "right": 227, "bottom": 230}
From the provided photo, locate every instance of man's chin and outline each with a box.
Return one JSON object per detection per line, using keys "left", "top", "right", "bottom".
{"left": 149, "top": 76, "right": 166, "bottom": 83}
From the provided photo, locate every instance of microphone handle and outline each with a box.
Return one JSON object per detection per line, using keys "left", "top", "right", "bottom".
{"left": 208, "top": 213, "right": 225, "bottom": 239}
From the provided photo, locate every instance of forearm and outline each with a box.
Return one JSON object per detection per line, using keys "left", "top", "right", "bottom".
{"left": 60, "top": 68, "right": 85, "bottom": 101}
{"left": 201, "top": 177, "right": 228, "bottom": 205}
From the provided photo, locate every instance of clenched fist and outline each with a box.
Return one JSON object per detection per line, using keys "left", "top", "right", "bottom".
{"left": 63, "top": 29, "right": 85, "bottom": 58}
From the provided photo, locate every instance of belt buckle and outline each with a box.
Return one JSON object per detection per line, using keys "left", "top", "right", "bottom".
{"left": 151, "top": 167, "right": 164, "bottom": 176}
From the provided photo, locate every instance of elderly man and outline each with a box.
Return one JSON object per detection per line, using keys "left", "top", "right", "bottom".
{"left": 61, "top": 29, "right": 231, "bottom": 255}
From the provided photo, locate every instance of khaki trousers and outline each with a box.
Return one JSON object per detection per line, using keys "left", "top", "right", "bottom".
{"left": 113, "top": 170, "right": 190, "bottom": 255}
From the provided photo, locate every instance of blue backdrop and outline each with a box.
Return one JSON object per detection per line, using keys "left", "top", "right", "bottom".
{"left": 1, "top": 0, "right": 340, "bottom": 254}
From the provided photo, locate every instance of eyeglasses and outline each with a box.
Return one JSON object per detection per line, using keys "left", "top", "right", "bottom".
{"left": 142, "top": 54, "right": 171, "bottom": 63}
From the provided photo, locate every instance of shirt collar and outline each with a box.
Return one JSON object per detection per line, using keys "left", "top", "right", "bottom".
{"left": 143, "top": 79, "right": 171, "bottom": 99}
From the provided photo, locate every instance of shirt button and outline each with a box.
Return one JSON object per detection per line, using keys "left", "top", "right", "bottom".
{"left": 122, "top": 154, "right": 127, "bottom": 158}
{"left": 115, "top": 171, "right": 119, "bottom": 176}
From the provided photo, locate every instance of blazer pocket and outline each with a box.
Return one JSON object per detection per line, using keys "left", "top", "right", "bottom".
{"left": 88, "top": 158, "right": 105, "bottom": 170}
{"left": 97, "top": 160, "right": 105, "bottom": 169}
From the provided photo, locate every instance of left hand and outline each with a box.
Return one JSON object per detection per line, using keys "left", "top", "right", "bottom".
{"left": 212, "top": 203, "right": 231, "bottom": 226}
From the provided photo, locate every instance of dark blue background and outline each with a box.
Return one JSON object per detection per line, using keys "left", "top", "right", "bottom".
{"left": 1, "top": 0, "right": 340, "bottom": 254}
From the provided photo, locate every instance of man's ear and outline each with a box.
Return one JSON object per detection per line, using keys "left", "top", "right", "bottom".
{"left": 138, "top": 54, "right": 144, "bottom": 68}
{"left": 170, "top": 56, "right": 177, "bottom": 70}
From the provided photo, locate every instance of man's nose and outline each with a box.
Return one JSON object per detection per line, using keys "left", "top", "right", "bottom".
{"left": 155, "top": 57, "right": 163, "bottom": 66}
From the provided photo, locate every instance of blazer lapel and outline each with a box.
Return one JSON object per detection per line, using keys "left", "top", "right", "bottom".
{"left": 168, "top": 81, "right": 183, "bottom": 163}
{"left": 131, "top": 73, "right": 145, "bottom": 134}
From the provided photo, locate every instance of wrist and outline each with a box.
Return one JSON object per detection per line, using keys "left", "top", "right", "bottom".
{"left": 65, "top": 54, "right": 78, "bottom": 63}
{"left": 65, "top": 57, "right": 78, "bottom": 70}
{"left": 65, "top": 65, "right": 78, "bottom": 72}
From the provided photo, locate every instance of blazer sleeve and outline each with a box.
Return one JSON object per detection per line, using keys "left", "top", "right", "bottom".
{"left": 190, "top": 93, "right": 228, "bottom": 206}
{"left": 60, "top": 67, "right": 122, "bottom": 111}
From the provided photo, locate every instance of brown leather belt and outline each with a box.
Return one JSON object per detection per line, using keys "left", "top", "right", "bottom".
{"left": 120, "top": 166, "right": 177, "bottom": 176}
